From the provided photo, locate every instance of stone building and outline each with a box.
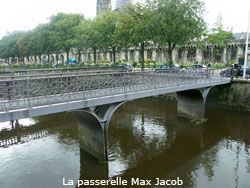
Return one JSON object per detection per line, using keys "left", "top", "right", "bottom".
{"left": 96, "top": 0, "right": 112, "bottom": 16}
{"left": 75, "top": 34, "right": 249, "bottom": 65}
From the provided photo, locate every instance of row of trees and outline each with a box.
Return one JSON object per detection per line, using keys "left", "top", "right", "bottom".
{"left": 0, "top": 0, "right": 234, "bottom": 69}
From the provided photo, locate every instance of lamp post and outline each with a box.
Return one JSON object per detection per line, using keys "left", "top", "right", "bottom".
{"left": 243, "top": 10, "right": 250, "bottom": 79}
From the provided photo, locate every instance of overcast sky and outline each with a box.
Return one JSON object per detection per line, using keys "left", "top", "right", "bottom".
{"left": 0, "top": 0, "right": 249, "bottom": 39}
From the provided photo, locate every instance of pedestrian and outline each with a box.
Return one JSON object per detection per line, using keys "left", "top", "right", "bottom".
{"left": 181, "top": 62, "right": 183, "bottom": 69}
{"left": 208, "top": 63, "right": 211, "bottom": 68}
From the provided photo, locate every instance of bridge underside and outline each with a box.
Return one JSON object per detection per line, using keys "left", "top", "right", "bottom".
{"left": 177, "top": 87, "right": 211, "bottom": 119}
{"left": 75, "top": 102, "right": 124, "bottom": 161}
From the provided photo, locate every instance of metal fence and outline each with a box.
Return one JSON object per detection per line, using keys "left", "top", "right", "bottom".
{"left": 0, "top": 66, "right": 124, "bottom": 77}
{"left": 0, "top": 70, "right": 228, "bottom": 112}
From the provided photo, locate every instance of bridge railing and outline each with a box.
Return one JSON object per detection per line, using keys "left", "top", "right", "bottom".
{"left": 0, "top": 70, "right": 228, "bottom": 112}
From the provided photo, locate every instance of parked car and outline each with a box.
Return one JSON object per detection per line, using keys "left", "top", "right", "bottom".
{"left": 155, "top": 64, "right": 180, "bottom": 72}
{"left": 221, "top": 66, "right": 250, "bottom": 78}
{"left": 118, "top": 63, "right": 133, "bottom": 71}
{"left": 182, "top": 64, "right": 208, "bottom": 74}
{"left": 238, "top": 66, "right": 250, "bottom": 76}
{"left": 188, "top": 64, "right": 207, "bottom": 69}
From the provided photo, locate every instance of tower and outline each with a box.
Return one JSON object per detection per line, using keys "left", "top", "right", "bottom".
{"left": 115, "top": 0, "right": 133, "bottom": 10}
{"left": 96, "top": 0, "right": 112, "bottom": 16}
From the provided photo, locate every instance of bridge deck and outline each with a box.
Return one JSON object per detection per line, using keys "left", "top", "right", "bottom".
{"left": 0, "top": 71, "right": 230, "bottom": 123}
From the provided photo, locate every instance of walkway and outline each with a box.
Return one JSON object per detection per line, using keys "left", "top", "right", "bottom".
{"left": 0, "top": 70, "right": 230, "bottom": 123}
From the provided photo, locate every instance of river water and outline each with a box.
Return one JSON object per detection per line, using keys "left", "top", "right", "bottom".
{"left": 0, "top": 98, "right": 249, "bottom": 188}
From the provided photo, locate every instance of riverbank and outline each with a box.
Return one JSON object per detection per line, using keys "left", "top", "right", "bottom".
{"left": 208, "top": 79, "right": 250, "bottom": 111}
{"left": 154, "top": 79, "right": 250, "bottom": 112}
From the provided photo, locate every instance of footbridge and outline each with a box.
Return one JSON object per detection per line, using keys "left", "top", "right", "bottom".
{"left": 0, "top": 70, "right": 230, "bottom": 160}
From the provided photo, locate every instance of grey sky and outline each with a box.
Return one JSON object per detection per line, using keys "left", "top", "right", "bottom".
{"left": 0, "top": 0, "right": 249, "bottom": 39}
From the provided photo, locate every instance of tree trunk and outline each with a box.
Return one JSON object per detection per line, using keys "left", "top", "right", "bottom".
{"left": 125, "top": 49, "right": 128, "bottom": 61}
{"left": 167, "top": 49, "right": 173, "bottom": 67}
{"left": 112, "top": 47, "right": 116, "bottom": 64}
{"left": 66, "top": 51, "right": 69, "bottom": 63}
{"left": 39, "top": 55, "right": 42, "bottom": 64}
{"left": 168, "top": 43, "right": 174, "bottom": 68}
{"left": 47, "top": 52, "right": 50, "bottom": 64}
{"left": 140, "top": 42, "right": 145, "bottom": 70}
{"left": 93, "top": 48, "right": 97, "bottom": 64}
{"left": 77, "top": 49, "right": 81, "bottom": 63}
{"left": 110, "top": 51, "right": 113, "bottom": 62}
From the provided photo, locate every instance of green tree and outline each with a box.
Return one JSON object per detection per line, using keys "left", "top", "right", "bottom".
{"left": 96, "top": 10, "right": 121, "bottom": 63}
{"left": 17, "top": 31, "right": 33, "bottom": 63}
{"left": 82, "top": 18, "right": 102, "bottom": 64}
{"left": 0, "top": 31, "right": 24, "bottom": 63}
{"left": 203, "top": 14, "right": 234, "bottom": 61}
{"left": 50, "top": 13, "right": 84, "bottom": 63}
{"left": 72, "top": 18, "right": 87, "bottom": 63}
{"left": 30, "top": 23, "right": 56, "bottom": 64}
{"left": 116, "top": 3, "right": 153, "bottom": 69}
{"left": 150, "top": 0, "right": 206, "bottom": 66}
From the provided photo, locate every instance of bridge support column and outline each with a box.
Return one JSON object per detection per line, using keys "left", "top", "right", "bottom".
{"left": 177, "top": 87, "right": 211, "bottom": 119}
{"left": 75, "top": 102, "right": 125, "bottom": 161}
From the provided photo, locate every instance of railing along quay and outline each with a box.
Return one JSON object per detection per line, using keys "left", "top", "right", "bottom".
{"left": 0, "top": 70, "right": 125, "bottom": 80}
{"left": 0, "top": 70, "right": 229, "bottom": 113}
{"left": 0, "top": 66, "right": 124, "bottom": 77}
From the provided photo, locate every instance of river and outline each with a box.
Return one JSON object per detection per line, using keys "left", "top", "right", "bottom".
{"left": 0, "top": 97, "right": 249, "bottom": 188}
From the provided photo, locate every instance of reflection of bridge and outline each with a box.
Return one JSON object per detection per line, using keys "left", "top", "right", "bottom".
{"left": 0, "top": 120, "right": 48, "bottom": 148}
{"left": 0, "top": 69, "right": 230, "bottom": 160}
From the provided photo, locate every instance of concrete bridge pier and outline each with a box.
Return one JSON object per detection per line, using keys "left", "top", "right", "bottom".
{"left": 177, "top": 87, "right": 212, "bottom": 119}
{"left": 75, "top": 102, "right": 125, "bottom": 161}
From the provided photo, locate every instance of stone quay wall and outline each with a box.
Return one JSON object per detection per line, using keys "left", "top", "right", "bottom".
{"left": 207, "top": 80, "right": 250, "bottom": 111}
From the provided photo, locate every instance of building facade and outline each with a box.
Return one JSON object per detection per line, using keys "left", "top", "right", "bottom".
{"left": 96, "top": 0, "right": 112, "bottom": 16}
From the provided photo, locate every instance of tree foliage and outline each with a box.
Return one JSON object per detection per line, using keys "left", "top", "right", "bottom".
{"left": 0, "top": 31, "right": 24, "bottom": 62}
{"left": 206, "top": 14, "right": 234, "bottom": 48}
{"left": 202, "top": 14, "right": 235, "bottom": 60}
{"left": 49, "top": 13, "right": 84, "bottom": 62}
{"left": 96, "top": 10, "right": 120, "bottom": 63}
{"left": 116, "top": 3, "right": 153, "bottom": 69}
{"left": 0, "top": 0, "right": 232, "bottom": 66}
{"left": 150, "top": 0, "right": 206, "bottom": 65}
{"left": 81, "top": 18, "right": 102, "bottom": 63}
{"left": 17, "top": 31, "right": 33, "bottom": 62}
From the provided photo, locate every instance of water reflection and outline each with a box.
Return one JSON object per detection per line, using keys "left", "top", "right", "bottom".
{"left": 0, "top": 98, "right": 249, "bottom": 188}
{"left": 0, "top": 119, "right": 47, "bottom": 147}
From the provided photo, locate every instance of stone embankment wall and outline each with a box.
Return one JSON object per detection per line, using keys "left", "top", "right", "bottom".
{"left": 207, "top": 80, "right": 250, "bottom": 111}
{"left": 155, "top": 80, "right": 250, "bottom": 111}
